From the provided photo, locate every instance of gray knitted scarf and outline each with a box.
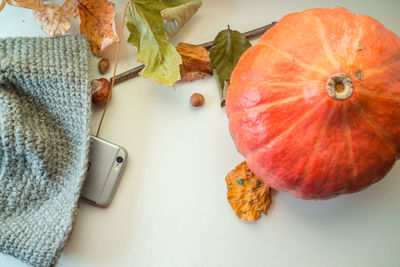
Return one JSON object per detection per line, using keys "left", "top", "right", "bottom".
{"left": 0, "top": 35, "right": 91, "bottom": 266}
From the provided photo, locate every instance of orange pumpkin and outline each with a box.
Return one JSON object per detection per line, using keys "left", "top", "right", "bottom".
{"left": 226, "top": 8, "right": 400, "bottom": 199}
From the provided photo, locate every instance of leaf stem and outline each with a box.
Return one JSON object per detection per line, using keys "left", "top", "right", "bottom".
{"left": 110, "top": 21, "right": 277, "bottom": 85}
{"left": 96, "top": 1, "right": 130, "bottom": 137}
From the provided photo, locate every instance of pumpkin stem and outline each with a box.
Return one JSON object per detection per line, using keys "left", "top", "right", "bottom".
{"left": 326, "top": 73, "right": 353, "bottom": 100}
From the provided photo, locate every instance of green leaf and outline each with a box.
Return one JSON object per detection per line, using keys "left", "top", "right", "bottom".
{"left": 209, "top": 27, "right": 252, "bottom": 106}
{"left": 126, "top": 0, "right": 198, "bottom": 86}
{"left": 161, "top": 0, "right": 202, "bottom": 39}
{"left": 214, "top": 71, "right": 229, "bottom": 107}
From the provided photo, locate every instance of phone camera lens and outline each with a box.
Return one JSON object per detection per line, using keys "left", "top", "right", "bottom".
{"left": 116, "top": 156, "right": 123, "bottom": 163}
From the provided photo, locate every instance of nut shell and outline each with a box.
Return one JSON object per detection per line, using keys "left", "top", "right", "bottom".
{"left": 98, "top": 58, "right": 110, "bottom": 75}
{"left": 91, "top": 78, "right": 111, "bottom": 105}
{"left": 190, "top": 93, "right": 205, "bottom": 107}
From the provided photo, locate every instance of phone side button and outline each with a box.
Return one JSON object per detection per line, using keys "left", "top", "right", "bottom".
{"left": 81, "top": 197, "right": 98, "bottom": 206}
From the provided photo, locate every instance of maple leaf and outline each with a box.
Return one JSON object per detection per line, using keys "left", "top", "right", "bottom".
{"left": 6, "top": 0, "right": 45, "bottom": 11}
{"left": 126, "top": 0, "right": 201, "bottom": 86}
{"left": 78, "top": 0, "right": 119, "bottom": 56}
{"left": 33, "top": 3, "right": 71, "bottom": 37}
{"left": 226, "top": 161, "right": 272, "bottom": 221}
{"left": 209, "top": 26, "right": 251, "bottom": 107}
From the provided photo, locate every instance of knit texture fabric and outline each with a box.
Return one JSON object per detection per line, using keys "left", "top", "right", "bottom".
{"left": 0, "top": 35, "right": 91, "bottom": 266}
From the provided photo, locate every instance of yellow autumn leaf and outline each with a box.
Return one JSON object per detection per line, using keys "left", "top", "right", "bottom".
{"left": 33, "top": 3, "right": 71, "bottom": 37}
{"left": 78, "top": 0, "right": 119, "bottom": 56}
{"left": 226, "top": 161, "right": 272, "bottom": 221}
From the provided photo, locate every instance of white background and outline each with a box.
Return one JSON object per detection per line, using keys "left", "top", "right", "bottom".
{"left": 1, "top": 0, "right": 400, "bottom": 266}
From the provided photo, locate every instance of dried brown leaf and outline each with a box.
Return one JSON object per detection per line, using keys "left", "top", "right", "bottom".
{"left": 78, "top": 0, "right": 119, "bottom": 56}
{"left": 179, "top": 68, "right": 210, "bottom": 82}
{"left": 176, "top": 42, "right": 212, "bottom": 82}
{"left": 33, "top": 3, "right": 71, "bottom": 37}
{"left": 61, "top": 0, "right": 79, "bottom": 18}
{"left": 226, "top": 161, "right": 272, "bottom": 221}
{"left": 6, "top": 0, "right": 45, "bottom": 11}
{"left": 0, "top": 0, "right": 6, "bottom": 12}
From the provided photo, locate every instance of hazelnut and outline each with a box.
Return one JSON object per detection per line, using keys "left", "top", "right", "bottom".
{"left": 190, "top": 93, "right": 205, "bottom": 107}
{"left": 91, "top": 78, "right": 111, "bottom": 105}
{"left": 98, "top": 58, "right": 110, "bottom": 74}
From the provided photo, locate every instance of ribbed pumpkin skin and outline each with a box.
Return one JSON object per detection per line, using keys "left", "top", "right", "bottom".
{"left": 226, "top": 8, "right": 400, "bottom": 199}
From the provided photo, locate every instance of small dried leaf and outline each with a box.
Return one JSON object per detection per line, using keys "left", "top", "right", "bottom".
{"left": 78, "top": 0, "right": 119, "bottom": 56}
{"left": 179, "top": 68, "right": 210, "bottom": 82}
{"left": 177, "top": 42, "right": 211, "bottom": 73}
{"left": 226, "top": 161, "right": 272, "bottom": 221}
{"left": 61, "top": 0, "right": 79, "bottom": 18}
{"left": 176, "top": 42, "right": 212, "bottom": 82}
{"left": 6, "top": 0, "right": 45, "bottom": 11}
{"left": 33, "top": 4, "right": 71, "bottom": 37}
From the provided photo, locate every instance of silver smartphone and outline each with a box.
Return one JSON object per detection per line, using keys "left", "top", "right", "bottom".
{"left": 81, "top": 135, "right": 128, "bottom": 207}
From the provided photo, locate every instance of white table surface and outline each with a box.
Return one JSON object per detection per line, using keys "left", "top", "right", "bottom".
{"left": 1, "top": 0, "right": 400, "bottom": 266}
